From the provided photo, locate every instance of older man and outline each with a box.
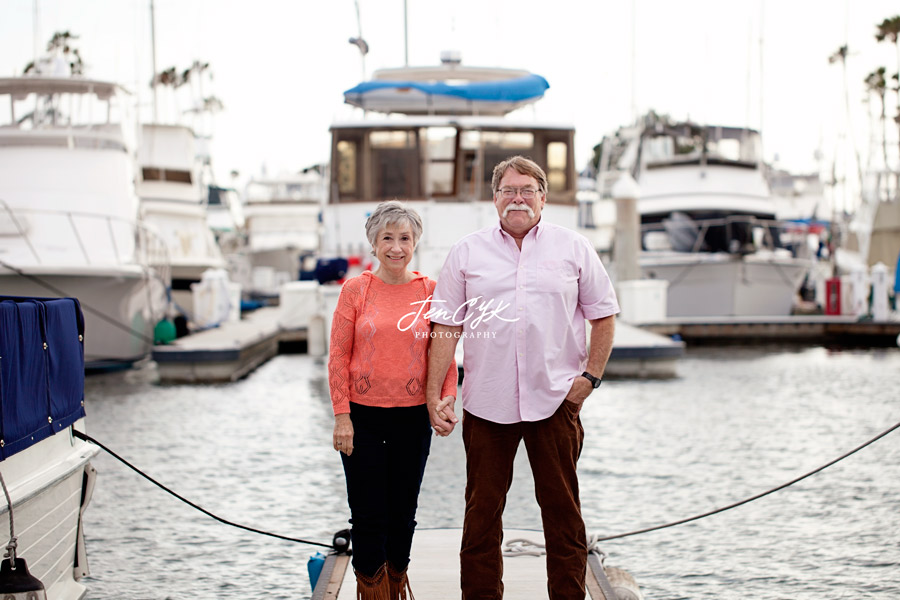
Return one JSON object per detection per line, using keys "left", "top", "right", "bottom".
{"left": 425, "top": 156, "right": 619, "bottom": 599}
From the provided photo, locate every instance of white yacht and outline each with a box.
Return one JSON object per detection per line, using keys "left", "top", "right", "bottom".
{"left": 137, "top": 123, "right": 227, "bottom": 320}
{"left": 323, "top": 53, "right": 592, "bottom": 279}
{"left": 838, "top": 169, "right": 900, "bottom": 274}
{"left": 0, "top": 296, "right": 100, "bottom": 600}
{"left": 0, "top": 66, "right": 169, "bottom": 368}
{"left": 595, "top": 115, "right": 811, "bottom": 317}
{"left": 241, "top": 167, "right": 325, "bottom": 295}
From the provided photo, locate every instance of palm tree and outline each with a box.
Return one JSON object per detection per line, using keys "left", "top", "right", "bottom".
{"left": 865, "top": 67, "right": 889, "bottom": 171}
{"left": 828, "top": 45, "right": 864, "bottom": 196}
{"left": 875, "top": 15, "right": 900, "bottom": 189}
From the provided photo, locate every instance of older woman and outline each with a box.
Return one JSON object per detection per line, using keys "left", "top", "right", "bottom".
{"left": 328, "top": 200, "right": 457, "bottom": 598}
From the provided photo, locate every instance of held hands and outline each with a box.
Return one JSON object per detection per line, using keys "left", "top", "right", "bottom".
{"left": 333, "top": 413, "right": 354, "bottom": 455}
{"left": 428, "top": 395, "right": 458, "bottom": 437}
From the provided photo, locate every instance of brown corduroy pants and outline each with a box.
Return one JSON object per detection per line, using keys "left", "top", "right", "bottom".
{"left": 460, "top": 401, "right": 587, "bottom": 600}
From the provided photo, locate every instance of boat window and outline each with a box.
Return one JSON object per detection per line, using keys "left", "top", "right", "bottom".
{"left": 643, "top": 136, "right": 675, "bottom": 163}
{"left": 336, "top": 140, "right": 357, "bottom": 195}
{"left": 370, "top": 130, "right": 414, "bottom": 148}
{"left": 461, "top": 131, "right": 535, "bottom": 200}
{"left": 142, "top": 168, "right": 192, "bottom": 184}
{"left": 423, "top": 127, "right": 456, "bottom": 196}
{"left": 547, "top": 141, "right": 567, "bottom": 192}
{"left": 707, "top": 138, "right": 742, "bottom": 162}
{"left": 370, "top": 130, "right": 419, "bottom": 200}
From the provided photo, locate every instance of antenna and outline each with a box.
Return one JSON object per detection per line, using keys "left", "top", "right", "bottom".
{"left": 32, "top": 0, "right": 40, "bottom": 67}
{"left": 150, "top": 0, "right": 159, "bottom": 122}
{"left": 404, "top": 0, "right": 409, "bottom": 67}
{"left": 630, "top": 0, "right": 637, "bottom": 123}
{"left": 759, "top": 0, "right": 764, "bottom": 156}
{"left": 349, "top": 0, "right": 368, "bottom": 80}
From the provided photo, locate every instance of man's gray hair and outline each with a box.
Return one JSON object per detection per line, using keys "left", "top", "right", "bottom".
{"left": 491, "top": 155, "right": 548, "bottom": 195}
{"left": 365, "top": 200, "right": 424, "bottom": 249}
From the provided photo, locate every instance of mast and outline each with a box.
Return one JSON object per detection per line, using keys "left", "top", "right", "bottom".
{"left": 150, "top": 0, "right": 159, "bottom": 122}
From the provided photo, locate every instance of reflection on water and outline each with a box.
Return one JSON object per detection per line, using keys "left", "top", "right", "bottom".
{"left": 81, "top": 347, "right": 900, "bottom": 599}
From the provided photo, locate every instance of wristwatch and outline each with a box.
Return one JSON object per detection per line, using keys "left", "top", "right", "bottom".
{"left": 581, "top": 371, "right": 602, "bottom": 389}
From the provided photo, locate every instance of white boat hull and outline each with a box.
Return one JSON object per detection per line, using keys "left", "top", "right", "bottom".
{"left": 640, "top": 252, "right": 809, "bottom": 317}
{"left": 0, "top": 422, "right": 99, "bottom": 600}
{"left": 0, "top": 267, "right": 167, "bottom": 368}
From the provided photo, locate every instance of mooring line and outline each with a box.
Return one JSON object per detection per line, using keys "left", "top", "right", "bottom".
{"left": 593, "top": 418, "right": 900, "bottom": 541}
{"left": 75, "top": 418, "right": 900, "bottom": 548}
{"left": 72, "top": 430, "right": 336, "bottom": 549}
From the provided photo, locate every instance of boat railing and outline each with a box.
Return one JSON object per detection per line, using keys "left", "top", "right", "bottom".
{"left": 0, "top": 125, "right": 129, "bottom": 152}
{"left": 640, "top": 214, "right": 809, "bottom": 255}
{"left": 0, "top": 197, "right": 170, "bottom": 276}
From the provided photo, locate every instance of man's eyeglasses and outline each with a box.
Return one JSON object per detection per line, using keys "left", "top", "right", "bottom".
{"left": 497, "top": 187, "right": 542, "bottom": 200}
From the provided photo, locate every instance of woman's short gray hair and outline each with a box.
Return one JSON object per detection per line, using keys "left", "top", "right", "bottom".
{"left": 365, "top": 200, "right": 424, "bottom": 249}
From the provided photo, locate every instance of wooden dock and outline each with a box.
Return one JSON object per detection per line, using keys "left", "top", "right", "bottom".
{"left": 151, "top": 307, "right": 897, "bottom": 384}
{"left": 151, "top": 307, "right": 305, "bottom": 383}
{"left": 151, "top": 306, "right": 684, "bottom": 383}
{"left": 313, "top": 528, "right": 640, "bottom": 600}
{"left": 641, "top": 315, "right": 900, "bottom": 347}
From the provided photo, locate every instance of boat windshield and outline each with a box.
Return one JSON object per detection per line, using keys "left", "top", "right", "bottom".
{"left": 643, "top": 125, "right": 761, "bottom": 169}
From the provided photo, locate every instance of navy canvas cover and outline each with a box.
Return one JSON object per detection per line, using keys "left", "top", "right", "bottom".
{"left": 0, "top": 296, "right": 85, "bottom": 460}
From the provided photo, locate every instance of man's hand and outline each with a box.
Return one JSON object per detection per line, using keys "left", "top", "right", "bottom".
{"left": 333, "top": 413, "right": 354, "bottom": 455}
{"left": 563, "top": 375, "right": 593, "bottom": 410}
{"left": 428, "top": 394, "right": 458, "bottom": 436}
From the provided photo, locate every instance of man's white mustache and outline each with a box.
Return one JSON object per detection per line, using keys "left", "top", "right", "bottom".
{"left": 502, "top": 204, "right": 535, "bottom": 218}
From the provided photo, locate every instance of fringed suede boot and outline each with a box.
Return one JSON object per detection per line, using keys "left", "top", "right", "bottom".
{"left": 387, "top": 562, "right": 415, "bottom": 600}
{"left": 355, "top": 563, "right": 390, "bottom": 600}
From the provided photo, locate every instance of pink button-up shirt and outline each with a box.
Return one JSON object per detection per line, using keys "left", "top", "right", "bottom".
{"left": 431, "top": 220, "right": 619, "bottom": 423}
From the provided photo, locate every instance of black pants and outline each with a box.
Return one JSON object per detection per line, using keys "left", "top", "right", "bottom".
{"left": 341, "top": 402, "right": 432, "bottom": 577}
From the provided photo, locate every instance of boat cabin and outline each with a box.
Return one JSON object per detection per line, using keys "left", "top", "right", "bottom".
{"left": 329, "top": 118, "right": 576, "bottom": 205}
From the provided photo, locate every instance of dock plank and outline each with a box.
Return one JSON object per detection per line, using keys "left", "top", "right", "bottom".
{"left": 327, "top": 528, "right": 615, "bottom": 599}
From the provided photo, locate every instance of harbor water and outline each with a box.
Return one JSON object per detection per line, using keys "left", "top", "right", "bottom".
{"left": 80, "top": 346, "right": 900, "bottom": 599}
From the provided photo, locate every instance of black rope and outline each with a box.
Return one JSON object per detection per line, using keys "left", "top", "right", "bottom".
{"left": 74, "top": 418, "right": 900, "bottom": 549}
{"left": 593, "top": 418, "right": 900, "bottom": 542}
{"left": 73, "top": 430, "right": 336, "bottom": 550}
{"left": 0, "top": 258, "right": 158, "bottom": 346}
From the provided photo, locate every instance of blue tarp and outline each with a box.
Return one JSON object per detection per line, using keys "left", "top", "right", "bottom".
{"left": 895, "top": 251, "right": 900, "bottom": 294}
{"left": 344, "top": 74, "right": 550, "bottom": 104}
{"left": 0, "top": 296, "right": 85, "bottom": 460}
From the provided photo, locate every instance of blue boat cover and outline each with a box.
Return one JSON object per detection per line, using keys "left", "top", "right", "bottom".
{"left": 344, "top": 74, "right": 550, "bottom": 104}
{"left": 0, "top": 296, "right": 85, "bottom": 460}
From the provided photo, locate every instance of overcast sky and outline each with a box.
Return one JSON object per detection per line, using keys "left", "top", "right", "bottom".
{"left": 3, "top": 0, "right": 899, "bottom": 208}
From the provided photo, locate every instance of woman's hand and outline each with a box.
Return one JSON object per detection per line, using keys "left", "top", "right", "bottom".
{"left": 428, "top": 395, "right": 458, "bottom": 436}
{"left": 334, "top": 413, "right": 354, "bottom": 455}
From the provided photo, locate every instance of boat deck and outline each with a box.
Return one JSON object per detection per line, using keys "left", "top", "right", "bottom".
{"left": 314, "top": 528, "right": 625, "bottom": 600}
{"left": 151, "top": 305, "right": 683, "bottom": 383}
{"left": 151, "top": 306, "right": 294, "bottom": 383}
{"left": 642, "top": 314, "right": 900, "bottom": 346}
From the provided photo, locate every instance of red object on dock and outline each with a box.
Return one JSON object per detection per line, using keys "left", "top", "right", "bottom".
{"left": 825, "top": 278, "right": 841, "bottom": 315}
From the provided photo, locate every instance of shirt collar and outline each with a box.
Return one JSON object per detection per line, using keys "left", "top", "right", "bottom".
{"left": 493, "top": 218, "right": 544, "bottom": 243}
